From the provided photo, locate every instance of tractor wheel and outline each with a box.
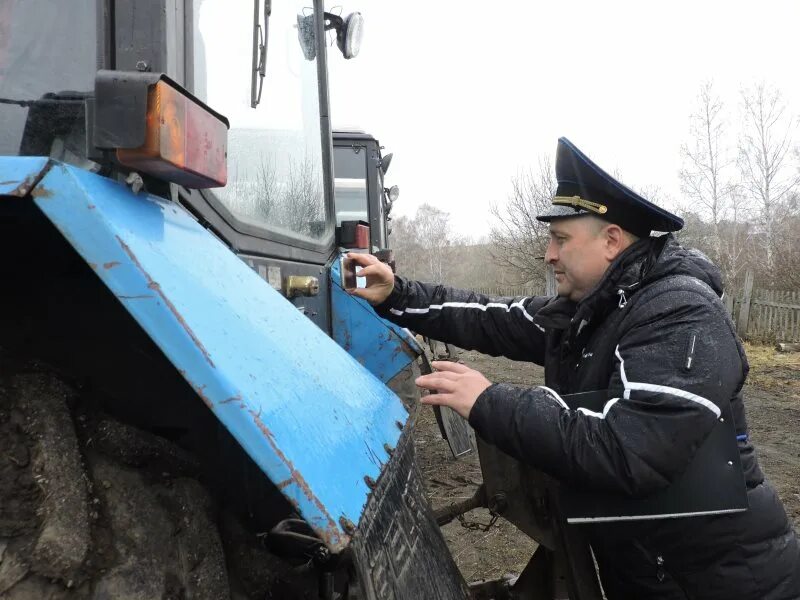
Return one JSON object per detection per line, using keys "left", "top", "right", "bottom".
{"left": 0, "top": 365, "right": 317, "bottom": 599}
{"left": 386, "top": 359, "right": 421, "bottom": 421}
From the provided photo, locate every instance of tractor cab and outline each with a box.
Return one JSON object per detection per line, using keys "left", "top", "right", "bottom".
{"left": 332, "top": 129, "right": 399, "bottom": 255}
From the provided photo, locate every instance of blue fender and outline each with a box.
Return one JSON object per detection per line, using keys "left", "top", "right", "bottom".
{"left": 329, "top": 256, "right": 423, "bottom": 383}
{"left": 0, "top": 157, "right": 409, "bottom": 551}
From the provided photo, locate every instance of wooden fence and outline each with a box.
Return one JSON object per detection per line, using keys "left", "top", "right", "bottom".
{"left": 731, "top": 270, "right": 800, "bottom": 342}
{"left": 472, "top": 284, "right": 545, "bottom": 298}
{"left": 473, "top": 267, "right": 555, "bottom": 299}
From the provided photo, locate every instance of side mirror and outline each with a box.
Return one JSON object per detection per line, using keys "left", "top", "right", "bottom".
{"left": 379, "top": 152, "right": 393, "bottom": 174}
{"left": 383, "top": 185, "right": 399, "bottom": 215}
{"left": 296, "top": 14, "right": 316, "bottom": 61}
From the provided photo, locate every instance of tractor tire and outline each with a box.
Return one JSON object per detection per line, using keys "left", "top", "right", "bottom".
{"left": 0, "top": 366, "right": 317, "bottom": 599}
{"left": 386, "top": 360, "right": 421, "bottom": 421}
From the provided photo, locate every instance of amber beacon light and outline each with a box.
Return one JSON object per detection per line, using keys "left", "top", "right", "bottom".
{"left": 94, "top": 71, "right": 229, "bottom": 189}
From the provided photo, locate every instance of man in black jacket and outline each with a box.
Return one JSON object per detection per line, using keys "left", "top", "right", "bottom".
{"left": 347, "top": 138, "right": 800, "bottom": 599}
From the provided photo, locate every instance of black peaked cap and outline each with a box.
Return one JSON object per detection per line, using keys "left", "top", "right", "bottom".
{"left": 536, "top": 137, "right": 683, "bottom": 237}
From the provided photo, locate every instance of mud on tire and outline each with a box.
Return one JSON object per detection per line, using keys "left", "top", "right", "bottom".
{"left": 0, "top": 368, "right": 316, "bottom": 599}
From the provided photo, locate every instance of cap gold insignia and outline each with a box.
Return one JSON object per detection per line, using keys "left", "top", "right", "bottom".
{"left": 552, "top": 195, "right": 608, "bottom": 215}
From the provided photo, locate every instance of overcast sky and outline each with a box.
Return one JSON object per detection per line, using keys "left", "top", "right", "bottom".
{"left": 327, "top": 0, "right": 800, "bottom": 239}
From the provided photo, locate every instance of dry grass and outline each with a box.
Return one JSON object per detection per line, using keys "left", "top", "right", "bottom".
{"left": 743, "top": 342, "right": 800, "bottom": 397}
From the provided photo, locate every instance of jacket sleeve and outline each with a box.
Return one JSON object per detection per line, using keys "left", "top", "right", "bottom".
{"left": 468, "top": 288, "right": 744, "bottom": 496}
{"left": 373, "top": 276, "right": 550, "bottom": 363}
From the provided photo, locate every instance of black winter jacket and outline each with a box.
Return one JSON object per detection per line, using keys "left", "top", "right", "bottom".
{"left": 376, "top": 235, "right": 800, "bottom": 600}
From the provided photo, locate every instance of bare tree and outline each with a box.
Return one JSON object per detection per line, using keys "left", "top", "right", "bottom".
{"left": 674, "top": 209, "right": 717, "bottom": 259}
{"left": 389, "top": 214, "right": 424, "bottom": 280}
{"left": 679, "top": 82, "right": 749, "bottom": 289}
{"left": 414, "top": 204, "right": 452, "bottom": 282}
{"left": 771, "top": 193, "right": 800, "bottom": 288}
{"left": 489, "top": 156, "right": 555, "bottom": 285}
{"left": 278, "top": 154, "right": 325, "bottom": 236}
{"left": 738, "top": 83, "right": 799, "bottom": 278}
{"left": 389, "top": 205, "right": 454, "bottom": 282}
{"left": 255, "top": 155, "right": 278, "bottom": 222}
{"left": 680, "top": 82, "right": 733, "bottom": 262}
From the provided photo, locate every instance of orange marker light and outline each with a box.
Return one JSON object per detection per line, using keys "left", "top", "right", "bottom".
{"left": 117, "top": 80, "right": 228, "bottom": 188}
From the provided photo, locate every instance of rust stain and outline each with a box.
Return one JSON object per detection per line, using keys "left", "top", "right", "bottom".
{"left": 219, "top": 394, "right": 242, "bottom": 405}
{"left": 276, "top": 478, "right": 293, "bottom": 490}
{"left": 11, "top": 174, "right": 38, "bottom": 197}
{"left": 88, "top": 263, "right": 98, "bottom": 270}
{"left": 195, "top": 384, "right": 213, "bottom": 410}
{"left": 103, "top": 261, "right": 121, "bottom": 269}
{"left": 31, "top": 186, "right": 53, "bottom": 198}
{"left": 390, "top": 344, "right": 405, "bottom": 363}
{"left": 116, "top": 235, "right": 215, "bottom": 368}
{"left": 339, "top": 321, "right": 352, "bottom": 351}
{"left": 248, "top": 410, "right": 346, "bottom": 547}
{"left": 339, "top": 516, "right": 356, "bottom": 535}
{"left": 5, "top": 160, "right": 54, "bottom": 198}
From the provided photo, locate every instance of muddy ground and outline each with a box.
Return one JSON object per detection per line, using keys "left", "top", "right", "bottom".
{"left": 414, "top": 344, "right": 800, "bottom": 583}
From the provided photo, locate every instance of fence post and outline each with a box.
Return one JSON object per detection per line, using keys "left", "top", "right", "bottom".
{"left": 737, "top": 269, "right": 754, "bottom": 338}
{"left": 545, "top": 265, "right": 557, "bottom": 296}
{"left": 724, "top": 292, "right": 734, "bottom": 316}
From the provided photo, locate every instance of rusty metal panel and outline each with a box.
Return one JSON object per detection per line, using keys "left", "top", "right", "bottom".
{"left": 329, "top": 255, "right": 422, "bottom": 383}
{"left": 16, "top": 159, "right": 409, "bottom": 552}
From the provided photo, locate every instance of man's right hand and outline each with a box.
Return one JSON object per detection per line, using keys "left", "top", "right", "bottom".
{"left": 345, "top": 252, "right": 395, "bottom": 306}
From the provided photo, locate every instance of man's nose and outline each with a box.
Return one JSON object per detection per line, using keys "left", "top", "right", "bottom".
{"left": 545, "top": 239, "right": 558, "bottom": 265}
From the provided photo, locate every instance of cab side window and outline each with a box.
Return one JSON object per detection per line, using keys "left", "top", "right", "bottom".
{"left": 333, "top": 145, "right": 368, "bottom": 226}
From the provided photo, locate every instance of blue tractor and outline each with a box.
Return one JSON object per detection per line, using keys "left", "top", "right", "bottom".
{"left": 0, "top": 1, "right": 471, "bottom": 598}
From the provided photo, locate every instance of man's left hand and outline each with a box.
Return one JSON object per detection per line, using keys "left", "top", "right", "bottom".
{"left": 415, "top": 361, "right": 492, "bottom": 420}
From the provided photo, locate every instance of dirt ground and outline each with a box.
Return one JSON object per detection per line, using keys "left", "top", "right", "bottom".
{"left": 414, "top": 343, "right": 800, "bottom": 584}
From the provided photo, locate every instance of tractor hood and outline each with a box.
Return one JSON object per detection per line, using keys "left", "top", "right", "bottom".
{"left": 0, "top": 158, "right": 410, "bottom": 551}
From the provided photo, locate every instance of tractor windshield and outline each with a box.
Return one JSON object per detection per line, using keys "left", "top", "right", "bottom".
{"left": 192, "top": 0, "right": 331, "bottom": 244}
{"left": 0, "top": 0, "right": 97, "bottom": 160}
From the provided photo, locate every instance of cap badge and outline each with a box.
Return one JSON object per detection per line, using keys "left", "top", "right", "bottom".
{"left": 552, "top": 195, "right": 608, "bottom": 215}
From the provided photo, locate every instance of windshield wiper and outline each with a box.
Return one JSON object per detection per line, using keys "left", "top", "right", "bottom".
{"left": 250, "top": 0, "right": 270, "bottom": 108}
{"left": 1, "top": 97, "right": 85, "bottom": 108}
{"left": 1, "top": 97, "right": 41, "bottom": 108}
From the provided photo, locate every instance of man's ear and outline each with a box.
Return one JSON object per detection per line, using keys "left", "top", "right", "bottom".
{"left": 603, "top": 224, "right": 628, "bottom": 261}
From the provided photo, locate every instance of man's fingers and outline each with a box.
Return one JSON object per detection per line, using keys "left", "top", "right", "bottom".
{"left": 417, "top": 370, "right": 459, "bottom": 383}
{"left": 415, "top": 375, "right": 457, "bottom": 393}
{"left": 420, "top": 392, "right": 454, "bottom": 407}
{"left": 357, "top": 264, "right": 386, "bottom": 278}
{"left": 346, "top": 252, "right": 377, "bottom": 267}
{"left": 431, "top": 361, "right": 471, "bottom": 374}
